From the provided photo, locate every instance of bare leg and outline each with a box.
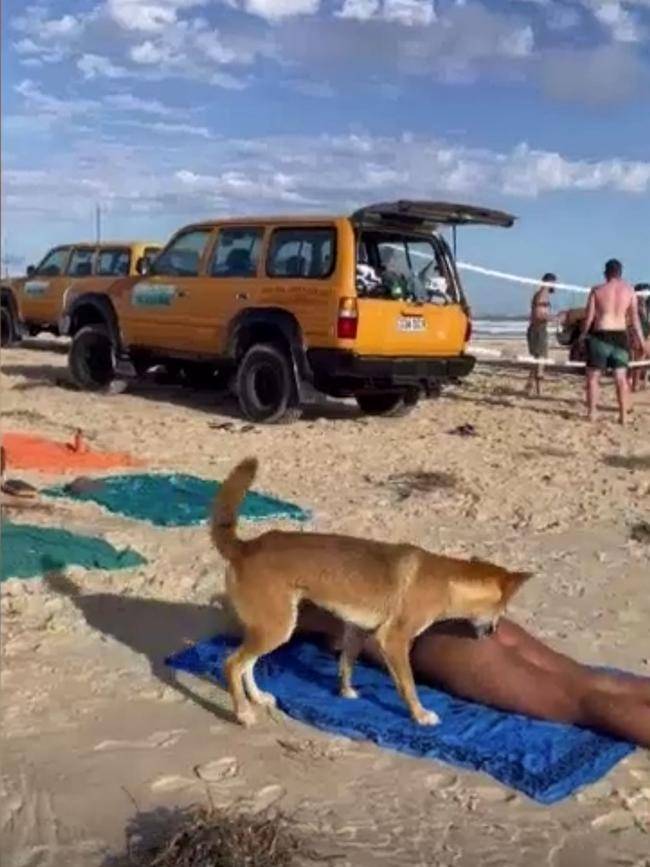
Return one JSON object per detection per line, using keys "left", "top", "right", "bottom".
{"left": 495, "top": 620, "right": 650, "bottom": 700}
{"left": 294, "top": 609, "right": 650, "bottom": 746}
{"left": 614, "top": 367, "right": 630, "bottom": 425}
{"left": 585, "top": 368, "right": 600, "bottom": 422}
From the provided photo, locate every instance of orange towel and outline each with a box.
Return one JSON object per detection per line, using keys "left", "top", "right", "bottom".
{"left": 1, "top": 432, "right": 142, "bottom": 474}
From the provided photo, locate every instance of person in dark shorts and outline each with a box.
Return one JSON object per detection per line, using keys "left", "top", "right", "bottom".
{"left": 580, "top": 259, "right": 646, "bottom": 425}
{"left": 525, "top": 273, "right": 556, "bottom": 395}
{"left": 629, "top": 283, "right": 650, "bottom": 392}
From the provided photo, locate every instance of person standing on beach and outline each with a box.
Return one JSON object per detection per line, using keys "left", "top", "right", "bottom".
{"left": 629, "top": 283, "right": 650, "bottom": 392}
{"left": 580, "top": 259, "right": 645, "bottom": 425}
{"left": 525, "top": 273, "right": 556, "bottom": 396}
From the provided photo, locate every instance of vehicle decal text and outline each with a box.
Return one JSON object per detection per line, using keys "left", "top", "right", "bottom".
{"left": 131, "top": 282, "right": 177, "bottom": 307}
{"left": 24, "top": 281, "right": 49, "bottom": 297}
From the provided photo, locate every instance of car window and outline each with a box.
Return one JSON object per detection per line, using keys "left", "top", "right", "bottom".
{"left": 143, "top": 246, "right": 161, "bottom": 262}
{"left": 97, "top": 248, "right": 131, "bottom": 276}
{"left": 150, "top": 230, "right": 211, "bottom": 277}
{"left": 35, "top": 247, "right": 70, "bottom": 277}
{"left": 267, "top": 228, "right": 335, "bottom": 279}
{"left": 67, "top": 248, "right": 95, "bottom": 277}
{"left": 361, "top": 233, "right": 453, "bottom": 304}
{"left": 210, "top": 228, "right": 263, "bottom": 278}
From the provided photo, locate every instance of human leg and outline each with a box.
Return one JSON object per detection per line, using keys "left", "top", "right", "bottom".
{"left": 613, "top": 367, "right": 630, "bottom": 425}
{"left": 585, "top": 368, "right": 600, "bottom": 422}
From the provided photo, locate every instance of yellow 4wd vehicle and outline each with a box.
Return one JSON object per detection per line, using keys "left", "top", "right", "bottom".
{"left": 0, "top": 241, "right": 160, "bottom": 345}
{"left": 62, "top": 201, "right": 514, "bottom": 422}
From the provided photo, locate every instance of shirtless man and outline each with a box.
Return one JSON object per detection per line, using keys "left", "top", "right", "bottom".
{"left": 297, "top": 604, "right": 650, "bottom": 748}
{"left": 580, "top": 259, "right": 645, "bottom": 425}
{"left": 525, "top": 273, "right": 556, "bottom": 396}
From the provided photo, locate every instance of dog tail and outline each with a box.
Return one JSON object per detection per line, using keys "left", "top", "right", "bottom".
{"left": 210, "top": 457, "right": 258, "bottom": 563}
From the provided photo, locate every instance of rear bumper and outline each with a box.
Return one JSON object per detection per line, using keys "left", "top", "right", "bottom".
{"left": 307, "top": 349, "right": 475, "bottom": 384}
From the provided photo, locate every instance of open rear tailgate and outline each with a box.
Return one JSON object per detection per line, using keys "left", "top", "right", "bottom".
{"left": 352, "top": 200, "right": 515, "bottom": 229}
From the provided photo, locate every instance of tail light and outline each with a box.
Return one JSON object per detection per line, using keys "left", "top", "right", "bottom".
{"left": 337, "top": 297, "right": 358, "bottom": 340}
{"left": 464, "top": 317, "right": 472, "bottom": 344}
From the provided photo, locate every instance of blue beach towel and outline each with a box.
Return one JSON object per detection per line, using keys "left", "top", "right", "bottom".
{"left": 1, "top": 522, "right": 145, "bottom": 581}
{"left": 166, "top": 635, "right": 636, "bottom": 804}
{"left": 45, "top": 473, "right": 310, "bottom": 527}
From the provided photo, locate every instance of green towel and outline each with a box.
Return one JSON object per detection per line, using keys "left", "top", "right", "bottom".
{"left": 1, "top": 522, "right": 146, "bottom": 581}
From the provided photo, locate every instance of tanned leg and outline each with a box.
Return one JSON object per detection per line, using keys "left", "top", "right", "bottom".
{"left": 614, "top": 367, "right": 630, "bottom": 425}
{"left": 586, "top": 368, "right": 600, "bottom": 422}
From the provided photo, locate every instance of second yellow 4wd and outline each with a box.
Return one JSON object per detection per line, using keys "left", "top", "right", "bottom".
{"left": 61, "top": 200, "right": 514, "bottom": 423}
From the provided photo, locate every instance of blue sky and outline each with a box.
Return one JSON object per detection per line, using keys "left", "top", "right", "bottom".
{"left": 2, "top": 0, "right": 649, "bottom": 313}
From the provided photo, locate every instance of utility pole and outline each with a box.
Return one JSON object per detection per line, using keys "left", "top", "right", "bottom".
{"left": 95, "top": 203, "right": 101, "bottom": 243}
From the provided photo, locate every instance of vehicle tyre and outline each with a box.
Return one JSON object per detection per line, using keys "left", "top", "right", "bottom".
{"left": 355, "top": 388, "right": 420, "bottom": 417}
{"left": 236, "top": 343, "right": 299, "bottom": 423}
{"left": 68, "top": 324, "right": 116, "bottom": 391}
{"left": 1, "top": 304, "right": 18, "bottom": 347}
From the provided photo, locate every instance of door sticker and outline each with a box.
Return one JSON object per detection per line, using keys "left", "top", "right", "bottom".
{"left": 24, "top": 281, "right": 49, "bottom": 297}
{"left": 131, "top": 282, "right": 177, "bottom": 307}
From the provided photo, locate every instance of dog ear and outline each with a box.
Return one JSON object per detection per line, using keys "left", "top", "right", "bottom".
{"left": 502, "top": 570, "right": 533, "bottom": 600}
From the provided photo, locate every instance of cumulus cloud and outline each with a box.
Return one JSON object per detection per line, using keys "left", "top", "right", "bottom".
{"left": 77, "top": 53, "right": 128, "bottom": 79}
{"left": 4, "top": 130, "right": 649, "bottom": 232}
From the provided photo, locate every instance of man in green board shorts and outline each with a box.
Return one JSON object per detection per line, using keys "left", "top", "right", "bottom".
{"left": 580, "top": 259, "right": 646, "bottom": 425}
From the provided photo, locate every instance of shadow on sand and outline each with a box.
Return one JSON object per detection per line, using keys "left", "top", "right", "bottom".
{"left": 42, "top": 570, "right": 235, "bottom": 721}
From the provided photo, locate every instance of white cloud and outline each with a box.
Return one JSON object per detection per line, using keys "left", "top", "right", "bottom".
{"left": 107, "top": 0, "right": 206, "bottom": 32}
{"left": 104, "top": 92, "right": 178, "bottom": 114}
{"left": 383, "top": 0, "right": 436, "bottom": 26}
{"left": 14, "top": 79, "right": 98, "bottom": 119}
{"left": 77, "top": 53, "right": 128, "bottom": 79}
{"left": 240, "top": 0, "right": 320, "bottom": 18}
{"left": 337, "top": 0, "right": 380, "bottom": 19}
{"left": 4, "top": 130, "right": 649, "bottom": 234}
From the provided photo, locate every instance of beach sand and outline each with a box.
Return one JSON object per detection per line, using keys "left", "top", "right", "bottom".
{"left": 1, "top": 337, "right": 649, "bottom": 866}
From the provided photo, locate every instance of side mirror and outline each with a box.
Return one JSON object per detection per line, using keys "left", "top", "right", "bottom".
{"left": 135, "top": 257, "right": 150, "bottom": 276}
{"left": 26, "top": 265, "right": 36, "bottom": 277}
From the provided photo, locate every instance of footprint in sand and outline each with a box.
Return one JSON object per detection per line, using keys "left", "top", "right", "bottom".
{"left": 150, "top": 775, "right": 198, "bottom": 794}
{"left": 94, "top": 729, "right": 186, "bottom": 751}
{"left": 194, "top": 756, "right": 239, "bottom": 782}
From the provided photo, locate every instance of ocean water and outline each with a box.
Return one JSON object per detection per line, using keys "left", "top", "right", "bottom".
{"left": 473, "top": 318, "right": 528, "bottom": 338}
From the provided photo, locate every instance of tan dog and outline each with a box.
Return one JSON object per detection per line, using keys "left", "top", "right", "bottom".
{"left": 212, "top": 458, "right": 531, "bottom": 727}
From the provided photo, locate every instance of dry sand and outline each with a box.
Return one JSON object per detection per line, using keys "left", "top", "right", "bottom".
{"left": 1, "top": 337, "right": 649, "bottom": 866}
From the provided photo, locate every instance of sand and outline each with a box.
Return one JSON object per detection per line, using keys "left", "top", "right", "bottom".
{"left": 1, "top": 337, "right": 649, "bottom": 866}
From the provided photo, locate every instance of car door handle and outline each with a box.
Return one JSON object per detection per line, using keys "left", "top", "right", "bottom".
{"left": 236, "top": 293, "right": 248, "bottom": 301}
{"left": 176, "top": 290, "right": 187, "bottom": 298}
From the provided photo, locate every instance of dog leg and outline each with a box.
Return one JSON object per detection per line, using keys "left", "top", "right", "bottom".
{"left": 224, "top": 609, "right": 298, "bottom": 727}
{"left": 242, "top": 660, "right": 276, "bottom": 709}
{"left": 338, "top": 624, "right": 365, "bottom": 699}
{"left": 376, "top": 622, "right": 440, "bottom": 726}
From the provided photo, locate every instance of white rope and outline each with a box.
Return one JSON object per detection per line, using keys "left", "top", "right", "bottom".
{"left": 458, "top": 262, "right": 650, "bottom": 298}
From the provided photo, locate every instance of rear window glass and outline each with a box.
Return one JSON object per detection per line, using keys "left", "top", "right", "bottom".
{"left": 67, "top": 248, "right": 95, "bottom": 277}
{"left": 267, "top": 228, "right": 335, "bottom": 279}
{"left": 358, "top": 232, "right": 455, "bottom": 304}
{"left": 97, "top": 249, "right": 131, "bottom": 276}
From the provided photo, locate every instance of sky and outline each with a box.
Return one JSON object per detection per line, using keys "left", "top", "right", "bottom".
{"left": 2, "top": 0, "right": 649, "bottom": 313}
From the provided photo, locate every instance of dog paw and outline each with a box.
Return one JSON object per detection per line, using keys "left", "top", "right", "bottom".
{"left": 414, "top": 709, "right": 440, "bottom": 726}
{"left": 255, "top": 691, "right": 277, "bottom": 708}
{"left": 236, "top": 707, "right": 257, "bottom": 727}
{"left": 340, "top": 686, "right": 359, "bottom": 700}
